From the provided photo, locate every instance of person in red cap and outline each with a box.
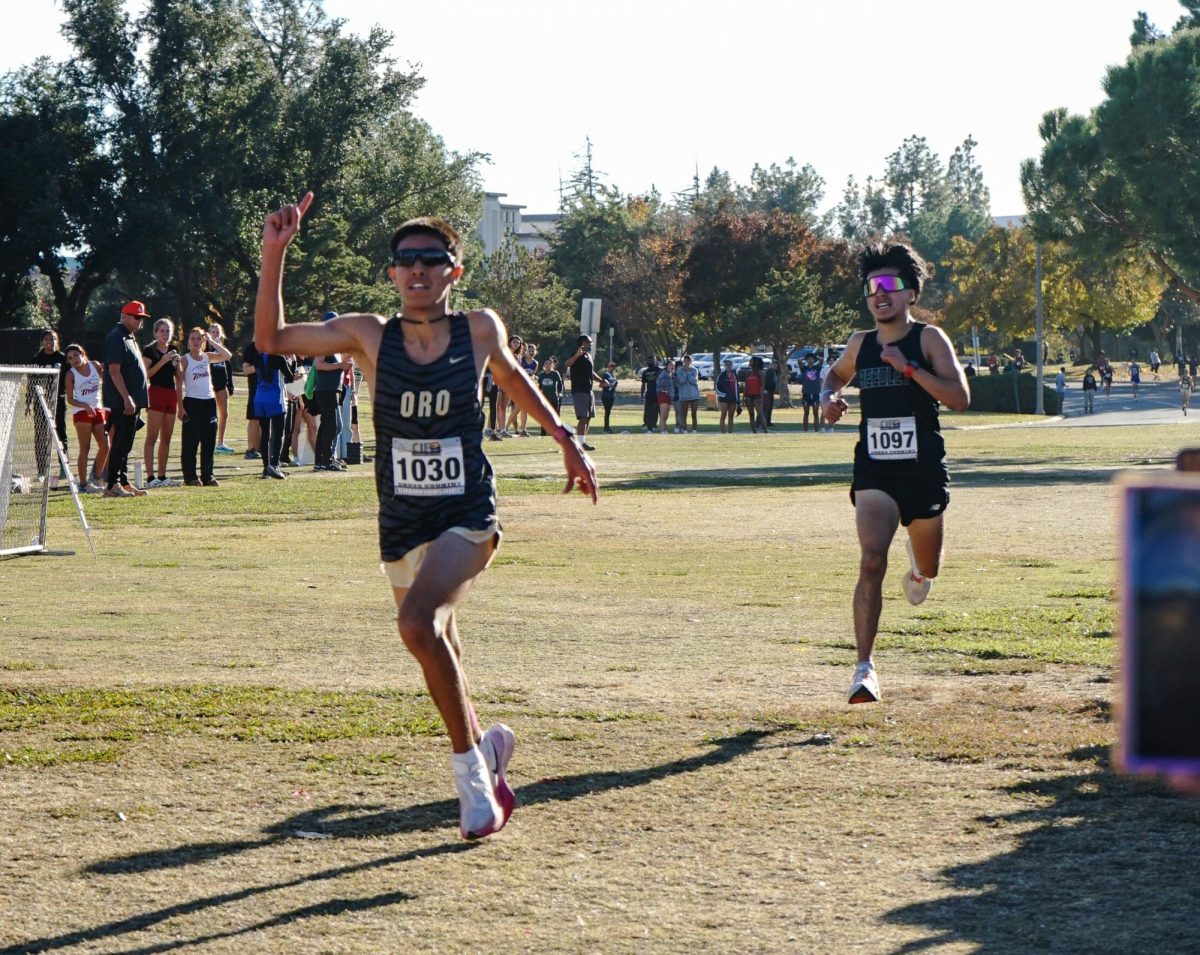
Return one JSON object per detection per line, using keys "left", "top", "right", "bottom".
{"left": 102, "top": 301, "right": 152, "bottom": 497}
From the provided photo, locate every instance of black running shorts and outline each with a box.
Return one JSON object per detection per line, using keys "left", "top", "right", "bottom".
{"left": 851, "top": 470, "right": 949, "bottom": 526}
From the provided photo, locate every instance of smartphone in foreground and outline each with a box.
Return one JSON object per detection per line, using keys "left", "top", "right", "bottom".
{"left": 1118, "top": 472, "right": 1200, "bottom": 777}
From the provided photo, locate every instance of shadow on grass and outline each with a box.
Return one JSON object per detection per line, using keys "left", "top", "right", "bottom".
{"left": 5, "top": 728, "right": 774, "bottom": 955}
{"left": 605, "top": 458, "right": 1120, "bottom": 492}
{"left": 884, "top": 746, "right": 1200, "bottom": 953}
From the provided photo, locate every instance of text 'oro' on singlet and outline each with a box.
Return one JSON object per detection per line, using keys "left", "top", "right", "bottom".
{"left": 373, "top": 313, "right": 498, "bottom": 563}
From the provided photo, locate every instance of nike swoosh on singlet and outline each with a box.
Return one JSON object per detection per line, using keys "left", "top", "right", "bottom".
{"left": 449, "top": 355, "right": 467, "bottom": 364}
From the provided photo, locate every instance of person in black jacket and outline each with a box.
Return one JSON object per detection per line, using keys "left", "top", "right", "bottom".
{"left": 28, "top": 329, "right": 69, "bottom": 478}
{"left": 639, "top": 358, "right": 659, "bottom": 433}
{"left": 714, "top": 358, "right": 740, "bottom": 433}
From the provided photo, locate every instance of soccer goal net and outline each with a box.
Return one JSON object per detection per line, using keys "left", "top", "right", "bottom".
{"left": 0, "top": 366, "right": 58, "bottom": 557}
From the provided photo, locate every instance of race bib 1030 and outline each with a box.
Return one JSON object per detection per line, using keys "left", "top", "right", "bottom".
{"left": 866, "top": 416, "right": 918, "bottom": 461}
{"left": 391, "top": 436, "right": 466, "bottom": 496}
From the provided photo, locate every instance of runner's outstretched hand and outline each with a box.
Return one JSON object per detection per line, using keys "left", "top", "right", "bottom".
{"left": 263, "top": 192, "right": 314, "bottom": 251}
{"left": 562, "top": 440, "right": 598, "bottom": 504}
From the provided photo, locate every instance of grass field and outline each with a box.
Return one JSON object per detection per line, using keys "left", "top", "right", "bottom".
{"left": 2, "top": 395, "right": 1199, "bottom": 953}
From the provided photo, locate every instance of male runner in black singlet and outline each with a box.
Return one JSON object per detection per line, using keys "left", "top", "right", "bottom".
{"left": 255, "top": 193, "right": 597, "bottom": 840}
{"left": 820, "top": 242, "right": 969, "bottom": 704}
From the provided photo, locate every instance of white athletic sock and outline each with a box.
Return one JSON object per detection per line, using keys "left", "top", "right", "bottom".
{"left": 450, "top": 746, "right": 486, "bottom": 774}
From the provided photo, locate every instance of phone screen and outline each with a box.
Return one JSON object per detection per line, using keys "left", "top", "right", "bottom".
{"left": 1119, "top": 473, "right": 1200, "bottom": 775}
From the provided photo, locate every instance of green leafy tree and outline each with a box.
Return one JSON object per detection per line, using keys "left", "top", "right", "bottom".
{"left": 460, "top": 236, "right": 577, "bottom": 351}
{"left": 742, "top": 158, "right": 825, "bottom": 226}
{"left": 0, "top": 59, "right": 119, "bottom": 335}
{"left": 0, "top": 0, "right": 482, "bottom": 340}
{"left": 944, "top": 225, "right": 1164, "bottom": 359}
{"left": 727, "top": 267, "right": 854, "bottom": 406}
{"left": 1021, "top": 12, "right": 1200, "bottom": 305}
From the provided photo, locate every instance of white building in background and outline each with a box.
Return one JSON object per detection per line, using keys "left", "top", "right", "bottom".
{"left": 476, "top": 192, "right": 562, "bottom": 257}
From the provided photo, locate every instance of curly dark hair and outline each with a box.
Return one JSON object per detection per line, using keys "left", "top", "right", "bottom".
{"left": 858, "top": 241, "right": 929, "bottom": 299}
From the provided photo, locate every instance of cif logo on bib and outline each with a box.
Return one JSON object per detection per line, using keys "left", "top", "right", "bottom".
{"left": 399, "top": 389, "right": 451, "bottom": 418}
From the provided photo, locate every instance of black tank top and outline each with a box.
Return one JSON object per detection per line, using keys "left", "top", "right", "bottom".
{"left": 853, "top": 322, "right": 946, "bottom": 478}
{"left": 373, "top": 313, "right": 497, "bottom": 562}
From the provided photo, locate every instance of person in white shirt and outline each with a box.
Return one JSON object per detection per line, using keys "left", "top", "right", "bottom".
{"left": 177, "top": 327, "right": 232, "bottom": 486}
{"left": 63, "top": 343, "right": 109, "bottom": 491}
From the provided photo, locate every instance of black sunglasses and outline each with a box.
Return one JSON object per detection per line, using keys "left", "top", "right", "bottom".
{"left": 392, "top": 247, "right": 455, "bottom": 268}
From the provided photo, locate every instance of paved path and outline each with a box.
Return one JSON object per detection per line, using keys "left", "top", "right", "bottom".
{"left": 1029, "top": 374, "right": 1198, "bottom": 428}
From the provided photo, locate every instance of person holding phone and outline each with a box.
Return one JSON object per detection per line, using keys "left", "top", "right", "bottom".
{"left": 820, "top": 241, "right": 969, "bottom": 704}
{"left": 254, "top": 194, "right": 597, "bottom": 842}
{"left": 142, "top": 317, "right": 182, "bottom": 487}
{"left": 564, "top": 334, "right": 602, "bottom": 450}
{"left": 178, "top": 327, "right": 232, "bottom": 486}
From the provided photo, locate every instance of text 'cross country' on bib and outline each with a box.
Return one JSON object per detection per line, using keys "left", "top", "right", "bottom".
{"left": 391, "top": 436, "right": 466, "bottom": 496}
{"left": 866, "top": 416, "right": 918, "bottom": 461}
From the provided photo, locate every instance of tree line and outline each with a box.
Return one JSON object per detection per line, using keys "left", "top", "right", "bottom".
{"left": 3, "top": 0, "right": 1199, "bottom": 370}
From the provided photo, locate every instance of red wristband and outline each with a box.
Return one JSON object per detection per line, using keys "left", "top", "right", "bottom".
{"left": 901, "top": 363, "right": 916, "bottom": 378}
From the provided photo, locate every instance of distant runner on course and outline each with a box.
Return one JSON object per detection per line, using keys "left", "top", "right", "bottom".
{"left": 254, "top": 193, "right": 598, "bottom": 840}
{"left": 820, "top": 241, "right": 969, "bottom": 704}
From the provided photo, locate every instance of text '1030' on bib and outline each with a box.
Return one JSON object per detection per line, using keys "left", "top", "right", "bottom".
{"left": 391, "top": 436, "right": 466, "bottom": 496}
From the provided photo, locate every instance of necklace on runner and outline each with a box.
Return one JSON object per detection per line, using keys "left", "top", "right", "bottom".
{"left": 400, "top": 314, "right": 448, "bottom": 325}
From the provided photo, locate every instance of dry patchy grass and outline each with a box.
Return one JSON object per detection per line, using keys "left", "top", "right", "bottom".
{"left": 1, "top": 421, "right": 1198, "bottom": 953}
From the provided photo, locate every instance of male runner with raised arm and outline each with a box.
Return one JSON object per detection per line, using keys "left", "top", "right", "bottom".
{"left": 255, "top": 193, "right": 597, "bottom": 839}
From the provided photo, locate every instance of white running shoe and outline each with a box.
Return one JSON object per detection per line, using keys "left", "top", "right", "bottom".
{"left": 479, "top": 723, "right": 516, "bottom": 826}
{"left": 848, "top": 661, "right": 880, "bottom": 704}
{"left": 452, "top": 747, "right": 504, "bottom": 840}
{"left": 903, "top": 538, "right": 933, "bottom": 606}
{"left": 145, "top": 477, "right": 164, "bottom": 488}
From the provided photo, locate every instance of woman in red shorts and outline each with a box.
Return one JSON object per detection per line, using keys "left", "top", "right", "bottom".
{"left": 63, "top": 343, "right": 109, "bottom": 492}
{"left": 142, "top": 317, "right": 183, "bottom": 487}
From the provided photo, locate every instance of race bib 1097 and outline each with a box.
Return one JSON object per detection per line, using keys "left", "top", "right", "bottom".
{"left": 391, "top": 436, "right": 466, "bottom": 496}
{"left": 866, "top": 416, "right": 918, "bottom": 461}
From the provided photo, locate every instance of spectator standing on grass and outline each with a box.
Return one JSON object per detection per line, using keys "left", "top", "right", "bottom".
{"left": 600, "top": 361, "right": 618, "bottom": 433}
{"left": 1082, "top": 367, "right": 1097, "bottom": 414}
{"left": 142, "top": 318, "right": 182, "bottom": 488}
{"left": 762, "top": 361, "right": 778, "bottom": 430}
{"left": 207, "top": 322, "right": 235, "bottom": 454}
{"left": 251, "top": 348, "right": 294, "bottom": 480}
{"left": 744, "top": 357, "right": 766, "bottom": 433}
{"left": 565, "top": 334, "right": 602, "bottom": 450}
{"left": 313, "top": 313, "right": 351, "bottom": 472}
{"left": 255, "top": 194, "right": 597, "bottom": 841}
{"left": 715, "top": 358, "right": 740, "bottom": 434}
{"left": 483, "top": 366, "right": 503, "bottom": 441}
{"left": 656, "top": 360, "right": 674, "bottom": 433}
{"left": 820, "top": 241, "right": 969, "bottom": 705}
{"left": 987, "top": 352, "right": 999, "bottom": 375}
{"left": 537, "top": 357, "right": 563, "bottom": 435}
{"left": 495, "top": 335, "right": 524, "bottom": 437}
{"left": 801, "top": 354, "right": 823, "bottom": 432}
{"left": 28, "top": 329, "right": 69, "bottom": 478}
{"left": 178, "top": 327, "right": 231, "bottom": 487}
{"left": 63, "top": 343, "right": 108, "bottom": 492}
{"left": 508, "top": 342, "right": 538, "bottom": 437}
{"left": 241, "top": 338, "right": 261, "bottom": 460}
{"left": 675, "top": 355, "right": 700, "bottom": 433}
{"left": 103, "top": 301, "right": 151, "bottom": 498}
{"left": 640, "top": 358, "right": 659, "bottom": 432}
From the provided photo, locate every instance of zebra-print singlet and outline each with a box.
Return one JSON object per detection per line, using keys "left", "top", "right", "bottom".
{"left": 373, "top": 312, "right": 498, "bottom": 562}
